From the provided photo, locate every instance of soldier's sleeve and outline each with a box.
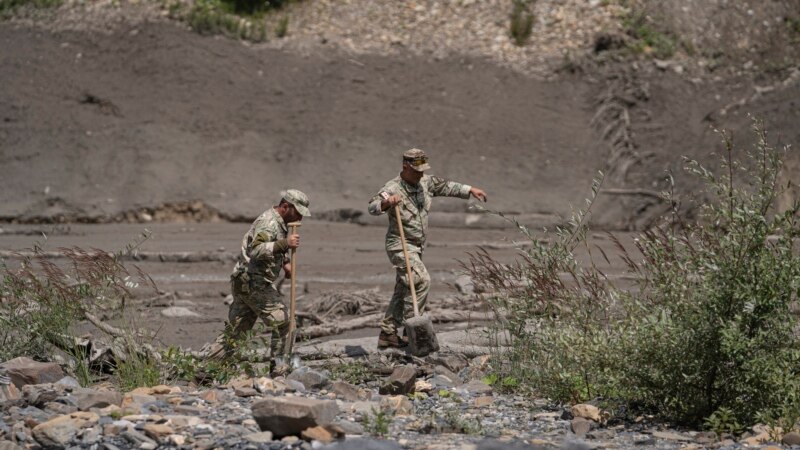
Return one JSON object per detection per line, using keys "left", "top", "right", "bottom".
{"left": 428, "top": 175, "right": 471, "bottom": 199}
{"left": 368, "top": 184, "right": 394, "bottom": 216}
{"left": 247, "top": 223, "right": 283, "bottom": 260}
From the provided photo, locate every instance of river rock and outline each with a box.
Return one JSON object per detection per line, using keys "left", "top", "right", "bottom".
{"left": 251, "top": 396, "right": 338, "bottom": 437}
{"left": 1, "top": 358, "right": 64, "bottom": 388}
{"left": 379, "top": 365, "right": 416, "bottom": 395}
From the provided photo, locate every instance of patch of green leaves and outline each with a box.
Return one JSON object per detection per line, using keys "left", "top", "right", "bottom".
{"left": 509, "top": 0, "right": 534, "bottom": 46}
{"left": 327, "top": 359, "right": 377, "bottom": 385}
{"left": 465, "top": 118, "right": 800, "bottom": 428}
{"left": 0, "top": 0, "right": 61, "bottom": 20}
{"left": 186, "top": 0, "right": 267, "bottom": 43}
{"left": 623, "top": 11, "right": 676, "bottom": 59}
{"left": 363, "top": 407, "right": 393, "bottom": 437}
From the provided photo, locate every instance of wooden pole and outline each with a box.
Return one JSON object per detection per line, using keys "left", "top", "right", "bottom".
{"left": 394, "top": 206, "right": 420, "bottom": 316}
{"left": 284, "top": 222, "right": 301, "bottom": 355}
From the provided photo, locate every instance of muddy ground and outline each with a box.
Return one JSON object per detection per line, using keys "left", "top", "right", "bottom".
{"left": 0, "top": 221, "right": 633, "bottom": 351}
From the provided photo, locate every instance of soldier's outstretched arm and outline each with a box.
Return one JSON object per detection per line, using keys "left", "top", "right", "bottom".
{"left": 428, "top": 175, "right": 472, "bottom": 199}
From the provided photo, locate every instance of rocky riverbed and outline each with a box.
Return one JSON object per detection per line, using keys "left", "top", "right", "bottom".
{"left": 3, "top": 346, "right": 800, "bottom": 450}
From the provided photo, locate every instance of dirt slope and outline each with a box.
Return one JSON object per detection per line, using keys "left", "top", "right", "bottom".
{"left": 1, "top": 9, "right": 798, "bottom": 229}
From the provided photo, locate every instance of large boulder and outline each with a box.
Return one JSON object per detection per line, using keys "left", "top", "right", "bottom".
{"left": 1, "top": 357, "right": 64, "bottom": 388}
{"left": 378, "top": 365, "right": 416, "bottom": 395}
{"left": 252, "top": 397, "right": 338, "bottom": 438}
{"left": 32, "top": 411, "right": 99, "bottom": 449}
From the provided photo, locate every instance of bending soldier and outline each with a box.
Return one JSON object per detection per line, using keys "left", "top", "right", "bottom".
{"left": 211, "top": 189, "right": 310, "bottom": 375}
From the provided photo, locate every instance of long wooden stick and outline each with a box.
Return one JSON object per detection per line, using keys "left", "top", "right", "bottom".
{"left": 284, "top": 222, "right": 301, "bottom": 355}
{"left": 394, "top": 205, "right": 420, "bottom": 316}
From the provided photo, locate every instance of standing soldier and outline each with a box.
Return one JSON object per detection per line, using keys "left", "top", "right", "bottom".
{"left": 210, "top": 189, "right": 310, "bottom": 376}
{"left": 368, "top": 148, "right": 487, "bottom": 348}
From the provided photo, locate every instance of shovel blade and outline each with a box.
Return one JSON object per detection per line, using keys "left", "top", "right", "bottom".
{"left": 405, "top": 314, "right": 439, "bottom": 357}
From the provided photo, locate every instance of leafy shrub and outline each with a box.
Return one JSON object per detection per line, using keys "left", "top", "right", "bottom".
{"left": 623, "top": 11, "right": 676, "bottom": 59}
{"left": 187, "top": 0, "right": 267, "bottom": 43}
{"left": 363, "top": 407, "right": 393, "bottom": 437}
{"left": 326, "top": 359, "right": 377, "bottom": 385}
{"left": 0, "top": 0, "right": 61, "bottom": 20}
{"left": 465, "top": 119, "right": 800, "bottom": 427}
{"left": 0, "top": 233, "right": 157, "bottom": 385}
{"left": 275, "top": 14, "right": 288, "bottom": 38}
{"left": 509, "top": 0, "right": 534, "bottom": 46}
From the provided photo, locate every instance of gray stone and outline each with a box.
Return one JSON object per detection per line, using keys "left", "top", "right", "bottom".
{"left": 586, "top": 429, "right": 615, "bottom": 440}
{"left": 429, "top": 354, "right": 468, "bottom": 373}
{"left": 332, "top": 419, "right": 364, "bottom": 435}
{"left": 121, "top": 429, "right": 156, "bottom": 447}
{"left": 783, "top": 431, "right": 800, "bottom": 446}
{"left": 243, "top": 431, "right": 273, "bottom": 444}
{"left": 161, "top": 306, "right": 201, "bottom": 318}
{"left": 287, "top": 367, "right": 329, "bottom": 390}
{"left": 72, "top": 388, "right": 122, "bottom": 411}
{"left": 0, "top": 442, "right": 23, "bottom": 450}
{"left": 693, "top": 431, "right": 717, "bottom": 444}
{"left": 252, "top": 397, "right": 338, "bottom": 438}
{"left": 54, "top": 377, "right": 81, "bottom": 389}
{"left": 570, "top": 417, "right": 594, "bottom": 437}
{"left": 323, "top": 439, "right": 402, "bottom": 450}
{"left": 0, "top": 358, "right": 65, "bottom": 388}
{"left": 462, "top": 379, "right": 493, "bottom": 396}
{"left": 44, "top": 401, "right": 77, "bottom": 415}
{"left": 32, "top": 412, "right": 99, "bottom": 450}
{"left": 432, "top": 366, "right": 461, "bottom": 384}
{"left": 0, "top": 382, "right": 21, "bottom": 402}
{"left": 430, "top": 374, "right": 457, "bottom": 388}
{"left": 378, "top": 365, "right": 416, "bottom": 395}
{"left": 476, "top": 438, "right": 542, "bottom": 449}
{"left": 652, "top": 431, "right": 692, "bottom": 442}
{"left": 286, "top": 379, "right": 306, "bottom": 392}
{"left": 331, "top": 381, "right": 361, "bottom": 401}
{"left": 80, "top": 426, "right": 102, "bottom": 445}
{"left": 21, "top": 384, "right": 64, "bottom": 406}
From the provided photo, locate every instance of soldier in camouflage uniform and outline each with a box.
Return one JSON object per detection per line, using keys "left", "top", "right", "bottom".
{"left": 212, "top": 189, "right": 311, "bottom": 374}
{"left": 368, "top": 148, "right": 487, "bottom": 348}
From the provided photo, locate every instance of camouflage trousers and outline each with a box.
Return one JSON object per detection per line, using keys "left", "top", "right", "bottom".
{"left": 380, "top": 250, "right": 431, "bottom": 336}
{"left": 209, "top": 273, "right": 288, "bottom": 360}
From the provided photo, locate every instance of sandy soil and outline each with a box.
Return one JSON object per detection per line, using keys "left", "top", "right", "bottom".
{"left": 2, "top": 21, "right": 798, "bottom": 230}
{"left": 0, "top": 221, "right": 636, "bottom": 350}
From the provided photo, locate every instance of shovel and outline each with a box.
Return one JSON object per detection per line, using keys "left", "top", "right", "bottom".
{"left": 394, "top": 205, "right": 440, "bottom": 357}
{"left": 282, "top": 221, "right": 303, "bottom": 369}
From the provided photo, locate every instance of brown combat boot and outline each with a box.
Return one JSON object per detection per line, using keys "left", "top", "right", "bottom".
{"left": 377, "top": 331, "right": 407, "bottom": 349}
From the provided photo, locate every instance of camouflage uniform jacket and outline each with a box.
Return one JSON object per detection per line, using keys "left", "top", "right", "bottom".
{"left": 231, "top": 208, "right": 289, "bottom": 286}
{"left": 369, "top": 174, "right": 471, "bottom": 252}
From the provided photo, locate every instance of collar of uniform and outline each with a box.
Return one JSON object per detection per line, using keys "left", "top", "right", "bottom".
{"left": 270, "top": 207, "right": 288, "bottom": 233}
{"left": 398, "top": 175, "right": 422, "bottom": 193}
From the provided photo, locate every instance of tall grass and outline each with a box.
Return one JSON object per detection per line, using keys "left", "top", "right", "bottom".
{"left": 465, "top": 119, "right": 800, "bottom": 429}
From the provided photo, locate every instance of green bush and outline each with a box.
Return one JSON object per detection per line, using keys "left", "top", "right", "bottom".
{"left": 623, "top": 11, "right": 676, "bottom": 59}
{"left": 0, "top": 233, "right": 156, "bottom": 385}
{"left": 509, "top": 0, "right": 534, "bottom": 46}
{"left": 466, "top": 119, "right": 800, "bottom": 427}
{"left": 0, "top": 0, "right": 61, "bottom": 19}
{"left": 187, "top": 0, "right": 267, "bottom": 42}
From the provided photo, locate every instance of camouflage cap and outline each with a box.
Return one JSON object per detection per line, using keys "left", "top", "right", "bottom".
{"left": 282, "top": 189, "right": 311, "bottom": 217}
{"left": 403, "top": 148, "right": 431, "bottom": 172}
